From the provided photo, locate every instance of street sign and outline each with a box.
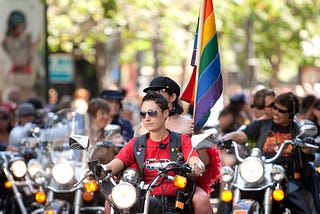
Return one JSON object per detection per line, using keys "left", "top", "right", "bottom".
{"left": 49, "top": 53, "right": 74, "bottom": 83}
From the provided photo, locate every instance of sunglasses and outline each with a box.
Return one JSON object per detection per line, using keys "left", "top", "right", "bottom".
{"left": 272, "top": 105, "right": 289, "bottom": 114}
{"left": 140, "top": 110, "right": 158, "bottom": 119}
{"left": 265, "top": 102, "right": 274, "bottom": 108}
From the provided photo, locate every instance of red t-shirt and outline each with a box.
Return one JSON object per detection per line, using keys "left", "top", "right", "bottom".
{"left": 115, "top": 132, "right": 198, "bottom": 196}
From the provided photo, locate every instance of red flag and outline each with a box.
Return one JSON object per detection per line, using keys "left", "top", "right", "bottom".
{"left": 180, "top": 66, "right": 196, "bottom": 104}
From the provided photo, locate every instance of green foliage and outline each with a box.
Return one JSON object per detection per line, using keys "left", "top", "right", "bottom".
{"left": 46, "top": 0, "right": 320, "bottom": 84}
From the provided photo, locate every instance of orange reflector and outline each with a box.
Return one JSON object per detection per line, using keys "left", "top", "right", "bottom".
{"left": 272, "top": 189, "right": 284, "bottom": 201}
{"left": 84, "top": 180, "right": 98, "bottom": 193}
{"left": 221, "top": 190, "right": 233, "bottom": 202}
{"left": 44, "top": 211, "right": 57, "bottom": 214}
{"left": 294, "top": 172, "right": 300, "bottom": 179}
{"left": 83, "top": 191, "right": 94, "bottom": 202}
{"left": 35, "top": 191, "right": 46, "bottom": 203}
{"left": 173, "top": 175, "right": 187, "bottom": 188}
{"left": 4, "top": 180, "right": 12, "bottom": 189}
{"left": 233, "top": 210, "right": 247, "bottom": 214}
{"left": 175, "top": 200, "right": 185, "bottom": 210}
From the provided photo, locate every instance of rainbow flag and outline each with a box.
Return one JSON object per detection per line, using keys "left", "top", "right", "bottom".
{"left": 181, "top": 0, "right": 223, "bottom": 133}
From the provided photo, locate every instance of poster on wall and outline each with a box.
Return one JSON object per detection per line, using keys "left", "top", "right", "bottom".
{"left": 0, "top": 0, "right": 46, "bottom": 102}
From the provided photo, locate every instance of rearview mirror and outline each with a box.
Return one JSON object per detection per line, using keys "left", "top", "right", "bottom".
{"left": 191, "top": 133, "right": 215, "bottom": 150}
{"left": 69, "top": 134, "right": 89, "bottom": 150}
{"left": 299, "top": 119, "right": 318, "bottom": 137}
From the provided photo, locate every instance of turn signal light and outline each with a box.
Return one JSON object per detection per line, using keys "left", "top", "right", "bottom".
{"left": 82, "top": 191, "right": 94, "bottom": 202}
{"left": 272, "top": 189, "right": 284, "bottom": 201}
{"left": 44, "top": 211, "right": 57, "bottom": 214}
{"left": 221, "top": 190, "right": 233, "bottom": 202}
{"left": 35, "top": 191, "right": 46, "bottom": 203}
{"left": 173, "top": 175, "right": 187, "bottom": 188}
{"left": 4, "top": 180, "right": 12, "bottom": 189}
{"left": 317, "top": 167, "right": 320, "bottom": 174}
{"left": 84, "top": 180, "right": 98, "bottom": 193}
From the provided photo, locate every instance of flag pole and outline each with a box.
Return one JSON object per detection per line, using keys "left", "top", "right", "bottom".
{"left": 193, "top": 0, "right": 206, "bottom": 131}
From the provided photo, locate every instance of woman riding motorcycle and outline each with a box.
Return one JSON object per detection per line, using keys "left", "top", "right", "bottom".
{"left": 102, "top": 92, "right": 205, "bottom": 213}
{"left": 224, "top": 92, "right": 317, "bottom": 214}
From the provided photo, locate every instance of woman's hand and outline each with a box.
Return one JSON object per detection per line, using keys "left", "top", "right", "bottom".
{"left": 188, "top": 156, "right": 205, "bottom": 176}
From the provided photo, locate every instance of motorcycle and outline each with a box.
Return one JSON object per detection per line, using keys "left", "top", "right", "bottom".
{"left": 0, "top": 150, "right": 44, "bottom": 214}
{"left": 215, "top": 121, "right": 319, "bottom": 214}
{"left": 28, "top": 108, "right": 105, "bottom": 214}
{"left": 68, "top": 133, "right": 214, "bottom": 214}
{"left": 0, "top": 125, "right": 47, "bottom": 214}
{"left": 310, "top": 137, "right": 320, "bottom": 213}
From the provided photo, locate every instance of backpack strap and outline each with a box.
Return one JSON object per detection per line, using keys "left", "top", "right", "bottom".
{"left": 133, "top": 130, "right": 182, "bottom": 176}
{"left": 134, "top": 134, "right": 148, "bottom": 176}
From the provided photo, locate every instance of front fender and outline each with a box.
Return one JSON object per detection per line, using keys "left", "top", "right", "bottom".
{"left": 44, "top": 199, "right": 71, "bottom": 213}
{"left": 232, "top": 199, "right": 260, "bottom": 214}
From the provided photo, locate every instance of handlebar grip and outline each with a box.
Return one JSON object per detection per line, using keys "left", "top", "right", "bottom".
{"left": 94, "top": 164, "right": 112, "bottom": 179}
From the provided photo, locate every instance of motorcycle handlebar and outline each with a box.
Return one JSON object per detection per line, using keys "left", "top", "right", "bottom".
{"left": 93, "top": 164, "right": 112, "bottom": 180}
{"left": 214, "top": 136, "right": 319, "bottom": 164}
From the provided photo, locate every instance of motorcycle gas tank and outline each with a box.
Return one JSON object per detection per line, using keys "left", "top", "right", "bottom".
{"left": 233, "top": 161, "right": 274, "bottom": 191}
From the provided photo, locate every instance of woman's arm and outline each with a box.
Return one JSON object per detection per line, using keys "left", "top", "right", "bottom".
{"left": 105, "top": 158, "right": 125, "bottom": 175}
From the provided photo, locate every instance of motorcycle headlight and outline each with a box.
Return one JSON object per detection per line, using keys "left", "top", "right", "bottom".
{"left": 28, "top": 159, "right": 46, "bottom": 184}
{"left": 28, "top": 159, "right": 42, "bottom": 178}
{"left": 52, "top": 163, "right": 74, "bottom": 184}
{"left": 221, "top": 166, "right": 234, "bottom": 183}
{"left": 112, "top": 182, "right": 137, "bottom": 209}
{"left": 239, "top": 157, "right": 264, "bottom": 183}
{"left": 270, "top": 165, "right": 285, "bottom": 182}
{"left": 10, "top": 159, "right": 27, "bottom": 178}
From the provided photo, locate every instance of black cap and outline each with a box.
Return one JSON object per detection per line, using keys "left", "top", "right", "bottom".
{"left": 99, "top": 90, "right": 123, "bottom": 100}
{"left": 229, "top": 92, "right": 246, "bottom": 104}
{"left": 17, "top": 103, "right": 36, "bottom": 117}
{"left": 143, "top": 76, "right": 180, "bottom": 97}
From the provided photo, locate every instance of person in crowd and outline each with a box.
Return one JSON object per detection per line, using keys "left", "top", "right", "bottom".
{"left": 87, "top": 98, "right": 111, "bottom": 144}
{"left": 0, "top": 106, "right": 18, "bottom": 151}
{"left": 71, "top": 88, "right": 91, "bottom": 114}
{"left": 223, "top": 92, "right": 317, "bottom": 213}
{"left": 45, "top": 88, "right": 60, "bottom": 112}
{"left": 251, "top": 88, "right": 276, "bottom": 120}
{"left": 87, "top": 98, "right": 116, "bottom": 164}
{"left": 103, "top": 92, "right": 205, "bottom": 213}
{"left": 8, "top": 102, "right": 36, "bottom": 148}
{"left": 140, "top": 76, "right": 220, "bottom": 213}
{"left": 218, "top": 92, "right": 252, "bottom": 134}
{"left": 99, "top": 89, "right": 134, "bottom": 142}
{"left": 312, "top": 99, "right": 320, "bottom": 134}
{"left": 27, "top": 97, "right": 46, "bottom": 128}
{"left": 296, "top": 94, "right": 316, "bottom": 122}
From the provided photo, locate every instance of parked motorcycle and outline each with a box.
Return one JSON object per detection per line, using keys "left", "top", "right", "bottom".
{"left": 310, "top": 138, "right": 320, "bottom": 213}
{"left": 69, "top": 133, "right": 215, "bottom": 214}
{"left": 215, "top": 121, "right": 319, "bottom": 214}
{"left": 0, "top": 124, "right": 47, "bottom": 214}
{"left": 0, "top": 150, "right": 44, "bottom": 214}
{"left": 28, "top": 108, "right": 104, "bottom": 214}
